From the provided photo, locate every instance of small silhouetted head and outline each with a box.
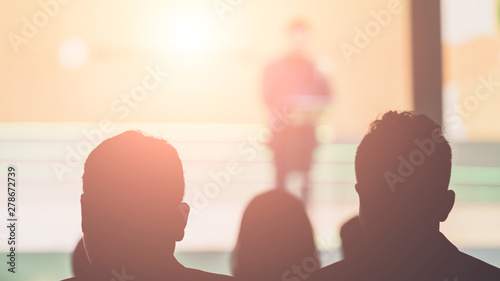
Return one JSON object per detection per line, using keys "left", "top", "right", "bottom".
{"left": 81, "top": 130, "right": 189, "bottom": 264}
{"left": 232, "top": 189, "right": 318, "bottom": 281}
{"left": 340, "top": 216, "right": 366, "bottom": 259}
{"left": 354, "top": 111, "right": 454, "bottom": 242}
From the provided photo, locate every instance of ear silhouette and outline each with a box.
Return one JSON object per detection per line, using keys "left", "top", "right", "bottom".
{"left": 174, "top": 202, "right": 190, "bottom": 241}
{"left": 80, "top": 194, "right": 89, "bottom": 233}
{"left": 355, "top": 183, "right": 361, "bottom": 195}
{"left": 437, "top": 190, "right": 455, "bottom": 222}
{"left": 81, "top": 194, "right": 100, "bottom": 263}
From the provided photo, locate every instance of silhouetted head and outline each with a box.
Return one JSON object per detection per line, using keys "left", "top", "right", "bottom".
{"left": 72, "top": 238, "right": 90, "bottom": 276}
{"left": 81, "top": 130, "right": 189, "bottom": 267}
{"left": 288, "top": 19, "right": 310, "bottom": 54}
{"left": 232, "top": 189, "right": 318, "bottom": 281}
{"left": 340, "top": 216, "right": 366, "bottom": 259}
{"left": 355, "top": 111, "right": 454, "bottom": 243}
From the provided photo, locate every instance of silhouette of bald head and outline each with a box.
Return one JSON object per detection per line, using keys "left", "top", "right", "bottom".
{"left": 81, "top": 130, "right": 188, "bottom": 262}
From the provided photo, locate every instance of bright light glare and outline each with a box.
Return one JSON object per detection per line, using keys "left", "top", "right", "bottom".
{"left": 168, "top": 9, "right": 216, "bottom": 57}
{"left": 57, "top": 36, "right": 88, "bottom": 70}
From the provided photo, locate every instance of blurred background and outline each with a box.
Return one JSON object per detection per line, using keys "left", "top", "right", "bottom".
{"left": 1, "top": 0, "right": 500, "bottom": 280}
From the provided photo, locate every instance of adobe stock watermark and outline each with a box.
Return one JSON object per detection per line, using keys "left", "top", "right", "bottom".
{"left": 51, "top": 65, "right": 169, "bottom": 182}
{"left": 212, "top": 0, "right": 243, "bottom": 21}
{"left": 281, "top": 256, "right": 319, "bottom": 281}
{"left": 110, "top": 267, "right": 135, "bottom": 281}
{"left": 182, "top": 106, "right": 294, "bottom": 216}
{"left": 384, "top": 129, "right": 446, "bottom": 192}
{"left": 445, "top": 74, "right": 500, "bottom": 129}
{"left": 8, "top": 0, "right": 72, "bottom": 53}
{"left": 339, "top": 0, "right": 402, "bottom": 63}
{"left": 281, "top": 234, "right": 336, "bottom": 281}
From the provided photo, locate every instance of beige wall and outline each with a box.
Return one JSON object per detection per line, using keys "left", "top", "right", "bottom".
{"left": 1, "top": 0, "right": 413, "bottom": 140}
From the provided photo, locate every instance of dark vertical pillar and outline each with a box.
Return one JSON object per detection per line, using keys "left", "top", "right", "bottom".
{"left": 411, "top": 0, "right": 443, "bottom": 125}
